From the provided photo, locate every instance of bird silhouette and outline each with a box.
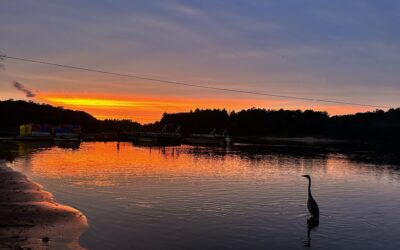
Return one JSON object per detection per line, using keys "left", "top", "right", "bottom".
{"left": 302, "top": 175, "right": 319, "bottom": 225}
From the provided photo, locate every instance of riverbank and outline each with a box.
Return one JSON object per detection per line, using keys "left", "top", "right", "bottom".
{"left": 0, "top": 160, "right": 88, "bottom": 249}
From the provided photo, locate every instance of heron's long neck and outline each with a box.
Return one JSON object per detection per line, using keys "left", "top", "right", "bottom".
{"left": 308, "top": 179, "right": 312, "bottom": 197}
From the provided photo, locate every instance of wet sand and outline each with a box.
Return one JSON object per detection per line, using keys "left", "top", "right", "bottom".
{"left": 0, "top": 161, "right": 88, "bottom": 249}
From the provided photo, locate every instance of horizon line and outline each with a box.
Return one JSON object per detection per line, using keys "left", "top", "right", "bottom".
{"left": 1, "top": 98, "right": 396, "bottom": 125}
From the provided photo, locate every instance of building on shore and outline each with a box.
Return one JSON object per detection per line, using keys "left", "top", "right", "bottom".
{"left": 17, "top": 124, "right": 81, "bottom": 141}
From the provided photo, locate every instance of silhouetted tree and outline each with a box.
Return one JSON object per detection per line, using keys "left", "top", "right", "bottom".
{"left": 1, "top": 100, "right": 400, "bottom": 142}
{"left": 0, "top": 100, "right": 140, "bottom": 135}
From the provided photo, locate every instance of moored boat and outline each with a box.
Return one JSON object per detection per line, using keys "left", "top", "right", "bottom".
{"left": 183, "top": 129, "right": 232, "bottom": 146}
{"left": 120, "top": 125, "right": 181, "bottom": 146}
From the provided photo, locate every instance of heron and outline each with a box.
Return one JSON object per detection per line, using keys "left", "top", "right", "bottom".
{"left": 302, "top": 175, "right": 319, "bottom": 225}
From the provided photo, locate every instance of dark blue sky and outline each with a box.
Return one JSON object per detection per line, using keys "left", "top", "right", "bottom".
{"left": 0, "top": 1, "right": 399, "bottom": 121}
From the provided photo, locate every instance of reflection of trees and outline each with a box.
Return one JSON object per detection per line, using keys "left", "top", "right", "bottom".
{"left": 158, "top": 146, "right": 180, "bottom": 159}
{"left": 183, "top": 143, "right": 400, "bottom": 172}
{"left": 0, "top": 141, "right": 19, "bottom": 161}
{"left": 184, "top": 144, "right": 330, "bottom": 161}
{"left": 0, "top": 141, "right": 81, "bottom": 162}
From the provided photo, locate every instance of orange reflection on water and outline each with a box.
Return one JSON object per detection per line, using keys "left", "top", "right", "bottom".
{"left": 9, "top": 143, "right": 400, "bottom": 250}
{"left": 24, "top": 142, "right": 398, "bottom": 189}
{"left": 28, "top": 142, "right": 297, "bottom": 187}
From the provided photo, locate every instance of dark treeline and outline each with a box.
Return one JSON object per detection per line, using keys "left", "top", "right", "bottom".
{"left": 161, "top": 108, "right": 400, "bottom": 141}
{"left": 0, "top": 100, "right": 141, "bottom": 135}
{"left": 161, "top": 108, "right": 330, "bottom": 136}
{"left": 1, "top": 100, "right": 400, "bottom": 141}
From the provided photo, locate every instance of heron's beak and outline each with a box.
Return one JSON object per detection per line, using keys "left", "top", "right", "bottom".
{"left": 301, "top": 175, "right": 307, "bottom": 177}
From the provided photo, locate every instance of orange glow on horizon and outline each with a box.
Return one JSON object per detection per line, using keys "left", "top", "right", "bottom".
{"left": 44, "top": 97, "right": 145, "bottom": 108}
{"left": 37, "top": 92, "right": 375, "bottom": 124}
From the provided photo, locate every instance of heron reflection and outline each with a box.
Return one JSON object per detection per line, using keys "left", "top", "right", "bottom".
{"left": 304, "top": 223, "right": 318, "bottom": 247}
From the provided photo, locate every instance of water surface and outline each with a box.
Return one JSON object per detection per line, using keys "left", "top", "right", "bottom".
{"left": 7, "top": 142, "right": 400, "bottom": 249}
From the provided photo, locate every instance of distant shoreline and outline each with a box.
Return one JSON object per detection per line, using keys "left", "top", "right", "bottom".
{"left": 2, "top": 100, "right": 400, "bottom": 143}
{"left": 3, "top": 134, "right": 400, "bottom": 149}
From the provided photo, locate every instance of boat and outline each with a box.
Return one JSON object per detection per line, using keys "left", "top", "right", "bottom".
{"left": 53, "top": 125, "right": 81, "bottom": 141}
{"left": 183, "top": 129, "right": 232, "bottom": 146}
{"left": 120, "top": 125, "right": 181, "bottom": 146}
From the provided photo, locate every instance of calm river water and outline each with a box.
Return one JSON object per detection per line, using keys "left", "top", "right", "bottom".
{"left": 6, "top": 142, "right": 400, "bottom": 249}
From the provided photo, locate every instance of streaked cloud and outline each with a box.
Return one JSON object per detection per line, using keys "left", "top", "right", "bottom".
{"left": 12, "top": 81, "right": 36, "bottom": 98}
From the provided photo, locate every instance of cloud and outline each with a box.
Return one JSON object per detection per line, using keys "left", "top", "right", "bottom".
{"left": 0, "top": 52, "right": 4, "bottom": 69}
{"left": 169, "top": 3, "right": 204, "bottom": 17}
{"left": 12, "top": 81, "right": 36, "bottom": 98}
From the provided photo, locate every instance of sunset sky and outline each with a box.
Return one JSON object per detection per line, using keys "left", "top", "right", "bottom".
{"left": 1, "top": 1, "right": 399, "bottom": 123}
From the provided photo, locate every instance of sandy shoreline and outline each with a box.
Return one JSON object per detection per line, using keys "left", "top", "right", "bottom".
{"left": 0, "top": 160, "right": 88, "bottom": 249}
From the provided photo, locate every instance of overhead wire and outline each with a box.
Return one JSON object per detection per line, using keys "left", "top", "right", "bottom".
{"left": 3, "top": 55, "right": 392, "bottom": 109}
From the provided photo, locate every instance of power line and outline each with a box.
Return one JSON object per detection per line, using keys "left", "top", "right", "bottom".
{"left": 3, "top": 55, "right": 392, "bottom": 109}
